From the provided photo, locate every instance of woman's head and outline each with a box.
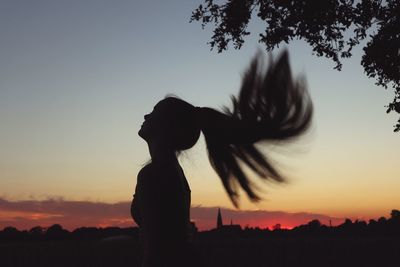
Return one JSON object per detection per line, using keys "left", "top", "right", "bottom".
{"left": 139, "top": 97, "right": 201, "bottom": 151}
{"left": 138, "top": 50, "right": 313, "bottom": 207}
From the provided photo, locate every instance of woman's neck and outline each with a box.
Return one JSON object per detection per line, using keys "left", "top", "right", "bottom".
{"left": 147, "top": 140, "right": 177, "bottom": 164}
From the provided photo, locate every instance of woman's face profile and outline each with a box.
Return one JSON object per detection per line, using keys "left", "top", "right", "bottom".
{"left": 138, "top": 97, "right": 199, "bottom": 151}
{"left": 138, "top": 100, "right": 173, "bottom": 142}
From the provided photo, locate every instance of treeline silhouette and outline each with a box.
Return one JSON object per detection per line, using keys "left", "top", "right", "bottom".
{"left": 0, "top": 224, "right": 139, "bottom": 242}
{"left": 0, "top": 210, "right": 399, "bottom": 267}
{"left": 1, "top": 209, "right": 399, "bottom": 242}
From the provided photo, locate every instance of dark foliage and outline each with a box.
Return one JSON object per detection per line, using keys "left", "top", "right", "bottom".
{"left": 0, "top": 211, "right": 399, "bottom": 266}
{"left": 191, "top": 0, "right": 400, "bottom": 131}
{"left": 0, "top": 225, "right": 139, "bottom": 242}
{"left": 1, "top": 210, "right": 399, "bottom": 241}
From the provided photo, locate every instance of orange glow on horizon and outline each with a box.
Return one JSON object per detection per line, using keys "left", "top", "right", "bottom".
{"left": 0, "top": 210, "right": 63, "bottom": 221}
{"left": 0, "top": 197, "right": 395, "bottom": 231}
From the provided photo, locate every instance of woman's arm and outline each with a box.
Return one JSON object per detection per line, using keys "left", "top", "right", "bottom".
{"left": 131, "top": 165, "right": 153, "bottom": 227}
{"left": 131, "top": 194, "right": 142, "bottom": 227}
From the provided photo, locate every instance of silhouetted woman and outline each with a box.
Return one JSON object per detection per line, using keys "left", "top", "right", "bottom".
{"left": 131, "top": 50, "right": 313, "bottom": 267}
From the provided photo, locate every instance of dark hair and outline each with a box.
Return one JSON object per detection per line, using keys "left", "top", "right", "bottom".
{"left": 165, "top": 50, "right": 312, "bottom": 207}
{"left": 158, "top": 97, "right": 201, "bottom": 151}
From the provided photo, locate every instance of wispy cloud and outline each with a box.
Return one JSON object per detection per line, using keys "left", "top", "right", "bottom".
{"left": 0, "top": 197, "right": 132, "bottom": 230}
{"left": 0, "top": 197, "right": 344, "bottom": 231}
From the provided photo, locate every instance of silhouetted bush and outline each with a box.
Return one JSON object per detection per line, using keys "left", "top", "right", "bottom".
{"left": 1, "top": 210, "right": 400, "bottom": 242}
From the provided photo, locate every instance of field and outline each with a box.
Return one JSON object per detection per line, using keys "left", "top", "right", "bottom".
{"left": 1, "top": 237, "right": 398, "bottom": 267}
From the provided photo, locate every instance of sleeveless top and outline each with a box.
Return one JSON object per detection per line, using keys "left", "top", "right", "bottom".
{"left": 131, "top": 160, "right": 191, "bottom": 243}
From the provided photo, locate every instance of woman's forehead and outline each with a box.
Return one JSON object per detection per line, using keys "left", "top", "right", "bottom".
{"left": 154, "top": 99, "right": 170, "bottom": 111}
{"left": 154, "top": 98, "right": 180, "bottom": 111}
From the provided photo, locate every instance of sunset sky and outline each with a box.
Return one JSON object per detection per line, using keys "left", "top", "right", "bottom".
{"left": 1, "top": 0, "right": 399, "bottom": 231}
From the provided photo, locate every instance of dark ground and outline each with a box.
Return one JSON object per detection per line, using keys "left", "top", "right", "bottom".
{"left": 1, "top": 237, "right": 399, "bottom": 267}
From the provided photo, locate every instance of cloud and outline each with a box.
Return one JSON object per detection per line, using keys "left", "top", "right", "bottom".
{"left": 0, "top": 197, "right": 344, "bottom": 231}
{"left": 0, "top": 197, "right": 132, "bottom": 230}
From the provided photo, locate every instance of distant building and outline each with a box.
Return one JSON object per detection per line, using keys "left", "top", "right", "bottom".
{"left": 216, "top": 208, "right": 242, "bottom": 232}
{"left": 217, "top": 208, "right": 223, "bottom": 229}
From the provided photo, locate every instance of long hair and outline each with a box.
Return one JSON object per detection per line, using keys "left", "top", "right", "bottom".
{"left": 197, "top": 50, "right": 313, "bottom": 207}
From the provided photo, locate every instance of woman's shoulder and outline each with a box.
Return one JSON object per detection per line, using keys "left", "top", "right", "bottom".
{"left": 138, "top": 161, "right": 184, "bottom": 182}
{"left": 136, "top": 164, "right": 157, "bottom": 193}
{"left": 137, "top": 163, "right": 158, "bottom": 184}
{"left": 138, "top": 163, "right": 153, "bottom": 176}
{"left": 137, "top": 162, "right": 180, "bottom": 192}
{"left": 137, "top": 162, "right": 173, "bottom": 181}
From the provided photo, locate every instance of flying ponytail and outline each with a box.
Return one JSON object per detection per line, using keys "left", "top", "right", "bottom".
{"left": 196, "top": 50, "right": 313, "bottom": 207}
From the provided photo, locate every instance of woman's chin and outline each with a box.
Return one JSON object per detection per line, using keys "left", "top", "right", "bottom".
{"left": 138, "top": 129, "right": 144, "bottom": 138}
{"left": 138, "top": 128, "right": 148, "bottom": 140}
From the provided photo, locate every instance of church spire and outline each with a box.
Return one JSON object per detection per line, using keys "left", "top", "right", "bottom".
{"left": 217, "top": 208, "right": 223, "bottom": 229}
